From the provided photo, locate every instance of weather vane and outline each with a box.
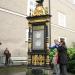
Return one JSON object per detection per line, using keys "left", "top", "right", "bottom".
{"left": 32, "top": 0, "right": 45, "bottom": 16}
{"left": 36, "top": 0, "right": 44, "bottom": 4}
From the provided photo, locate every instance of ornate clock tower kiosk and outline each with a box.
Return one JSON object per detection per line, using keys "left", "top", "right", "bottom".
{"left": 26, "top": 0, "right": 51, "bottom": 75}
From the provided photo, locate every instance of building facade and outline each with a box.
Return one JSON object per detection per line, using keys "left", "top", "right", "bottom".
{"left": 0, "top": 0, "right": 28, "bottom": 57}
{"left": 0, "top": 0, "right": 75, "bottom": 57}
{"left": 49, "top": 0, "right": 75, "bottom": 48}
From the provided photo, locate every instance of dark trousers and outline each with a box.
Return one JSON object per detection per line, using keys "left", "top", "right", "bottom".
{"left": 60, "top": 64, "right": 67, "bottom": 75}
{"left": 5, "top": 57, "right": 9, "bottom": 65}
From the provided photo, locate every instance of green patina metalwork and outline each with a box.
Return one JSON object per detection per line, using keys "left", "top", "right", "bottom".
{"left": 33, "top": 25, "right": 44, "bottom": 30}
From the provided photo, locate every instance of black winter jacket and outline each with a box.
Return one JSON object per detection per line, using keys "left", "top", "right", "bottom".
{"left": 57, "top": 45, "right": 68, "bottom": 65}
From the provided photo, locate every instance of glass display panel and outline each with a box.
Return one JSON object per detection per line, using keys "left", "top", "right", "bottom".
{"left": 32, "top": 25, "right": 44, "bottom": 50}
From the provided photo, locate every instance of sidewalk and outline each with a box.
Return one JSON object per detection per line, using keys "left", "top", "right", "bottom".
{"left": 0, "top": 64, "right": 74, "bottom": 75}
{"left": 0, "top": 69, "right": 74, "bottom": 75}
{"left": 0, "top": 63, "right": 5, "bottom": 67}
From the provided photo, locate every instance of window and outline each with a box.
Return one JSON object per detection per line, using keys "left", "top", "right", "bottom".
{"left": 69, "top": 0, "right": 75, "bottom": 4}
{"left": 27, "top": 0, "right": 36, "bottom": 16}
{"left": 25, "top": 28, "right": 29, "bottom": 41}
{"left": 58, "top": 12, "right": 66, "bottom": 27}
{"left": 72, "top": 0, "right": 75, "bottom": 4}
{"left": 73, "top": 0, "right": 75, "bottom": 4}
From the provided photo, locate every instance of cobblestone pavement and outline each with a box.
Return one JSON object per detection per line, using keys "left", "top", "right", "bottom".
{"left": 0, "top": 72, "right": 26, "bottom": 75}
{"left": 11, "top": 72, "right": 26, "bottom": 75}
{"left": 0, "top": 71, "right": 74, "bottom": 75}
{"left": 0, "top": 66, "right": 74, "bottom": 75}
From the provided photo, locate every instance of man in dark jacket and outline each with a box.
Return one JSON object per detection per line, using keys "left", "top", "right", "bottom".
{"left": 49, "top": 40, "right": 68, "bottom": 75}
{"left": 4, "top": 48, "right": 11, "bottom": 65}
{"left": 57, "top": 41, "right": 68, "bottom": 75}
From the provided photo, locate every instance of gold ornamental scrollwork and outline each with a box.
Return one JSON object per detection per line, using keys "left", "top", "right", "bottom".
{"left": 32, "top": 4, "right": 45, "bottom": 16}
{"left": 32, "top": 55, "right": 45, "bottom": 66}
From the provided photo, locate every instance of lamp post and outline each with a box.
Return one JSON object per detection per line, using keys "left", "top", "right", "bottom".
{"left": 48, "top": 0, "right": 51, "bottom": 46}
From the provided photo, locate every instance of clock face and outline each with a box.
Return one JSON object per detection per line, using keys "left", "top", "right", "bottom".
{"left": 35, "top": 40, "right": 41, "bottom": 47}
{"left": 33, "top": 30, "right": 44, "bottom": 50}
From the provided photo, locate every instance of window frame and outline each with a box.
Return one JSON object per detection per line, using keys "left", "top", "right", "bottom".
{"left": 25, "top": 28, "right": 29, "bottom": 42}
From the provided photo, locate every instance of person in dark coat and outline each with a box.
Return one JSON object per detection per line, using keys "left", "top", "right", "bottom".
{"left": 57, "top": 41, "right": 68, "bottom": 75}
{"left": 4, "top": 48, "right": 11, "bottom": 65}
